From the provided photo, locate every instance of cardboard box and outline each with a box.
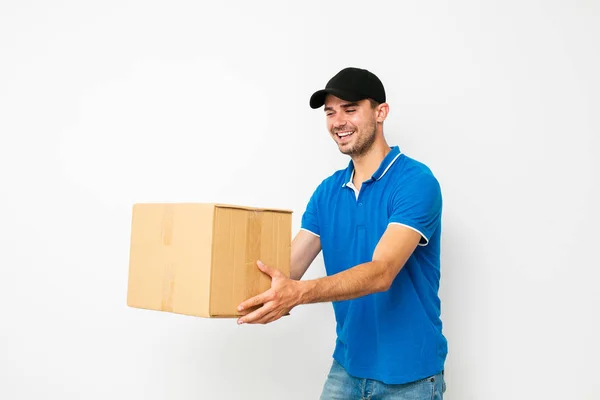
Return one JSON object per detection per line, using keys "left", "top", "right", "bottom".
{"left": 127, "top": 203, "right": 292, "bottom": 318}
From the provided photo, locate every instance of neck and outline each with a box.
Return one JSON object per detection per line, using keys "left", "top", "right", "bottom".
{"left": 352, "top": 136, "right": 391, "bottom": 186}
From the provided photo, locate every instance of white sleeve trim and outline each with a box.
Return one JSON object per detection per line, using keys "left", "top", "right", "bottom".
{"left": 388, "top": 222, "right": 429, "bottom": 246}
{"left": 300, "top": 228, "right": 320, "bottom": 238}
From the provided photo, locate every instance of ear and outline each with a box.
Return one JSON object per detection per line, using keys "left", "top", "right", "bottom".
{"left": 376, "top": 103, "right": 389, "bottom": 123}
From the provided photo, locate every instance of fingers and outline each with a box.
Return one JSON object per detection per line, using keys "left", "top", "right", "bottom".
{"left": 239, "top": 307, "right": 284, "bottom": 325}
{"left": 237, "top": 290, "right": 271, "bottom": 313}
{"left": 251, "top": 310, "right": 282, "bottom": 325}
{"left": 236, "top": 304, "right": 260, "bottom": 316}
{"left": 237, "top": 302, "right": 272, "bottom": 325}
{"left": 257, "top": 260, "right": 282, "bottom": 279}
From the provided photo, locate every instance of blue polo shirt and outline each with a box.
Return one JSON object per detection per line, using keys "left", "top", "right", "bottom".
{"left": 301, "top": 145, "right": 447, "bottom": 384}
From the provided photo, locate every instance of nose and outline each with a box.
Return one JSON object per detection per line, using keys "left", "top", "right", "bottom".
{"left": 332, "top": 113, "right": 347, "bottom": 130}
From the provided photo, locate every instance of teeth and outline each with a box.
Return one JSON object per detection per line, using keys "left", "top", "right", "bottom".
{"left": 337, "top": 131, "right": 354, "bottom": 137}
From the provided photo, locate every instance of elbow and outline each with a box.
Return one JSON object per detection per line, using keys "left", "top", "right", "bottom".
{"left": 376, "top": 277, "right": 393, "bottom": 293}
{"left": 373, "top": 262, "right": 395, "bottom": 293}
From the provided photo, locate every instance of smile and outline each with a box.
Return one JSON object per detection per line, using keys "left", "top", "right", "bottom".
{"left": 336, "top": 130, "right": 354, "bottom": 138}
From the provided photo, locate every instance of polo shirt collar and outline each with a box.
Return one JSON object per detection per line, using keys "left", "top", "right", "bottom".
{"left": 342, "top": 146, "right": 402, "bottom": 187}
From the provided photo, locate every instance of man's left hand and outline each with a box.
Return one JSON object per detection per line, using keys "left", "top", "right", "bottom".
{"left": 236, "top": 260, "right": 303, "bottom": 325}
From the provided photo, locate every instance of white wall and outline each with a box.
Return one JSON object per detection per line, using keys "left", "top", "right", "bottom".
{"left": 1, "top": 1, "right": 598, "bottom": 399}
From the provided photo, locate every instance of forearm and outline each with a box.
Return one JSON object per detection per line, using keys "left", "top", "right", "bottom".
{"left": 297, "top": 260, "right": 392, "bottom": 304}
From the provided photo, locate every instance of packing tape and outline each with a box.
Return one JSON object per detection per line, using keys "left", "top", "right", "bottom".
{"left": 244, "top": 209, "right": 263, "bottom": 300}
{"left": 161, "top": 205, "right": 175, "bottom": 312}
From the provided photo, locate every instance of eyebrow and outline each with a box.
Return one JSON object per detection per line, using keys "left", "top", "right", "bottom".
{"left": 324, "top": 102, "right": 359, "bottom": 112}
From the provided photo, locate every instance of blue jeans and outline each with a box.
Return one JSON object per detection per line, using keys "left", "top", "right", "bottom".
{"left": 320, "top": 359, "right": 446, "bottom": 400}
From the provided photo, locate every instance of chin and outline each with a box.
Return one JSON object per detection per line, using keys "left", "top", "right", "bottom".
{"left": 338, "top": 145, "right": 354, "bottom": 155}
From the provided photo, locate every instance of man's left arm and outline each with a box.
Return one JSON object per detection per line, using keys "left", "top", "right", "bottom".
{"left": 236, "top": 224, "right": 420, "bottom": 324}
{"left": 298, "top": 224, "right": 421, "bottom": 303}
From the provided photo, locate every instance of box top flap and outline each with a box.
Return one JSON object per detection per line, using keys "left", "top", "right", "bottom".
{"left": 214, "top": 203, "right": 293, "bottom": 214}
{"left": 131, "top": 203, "right": 293, "bottom": 214}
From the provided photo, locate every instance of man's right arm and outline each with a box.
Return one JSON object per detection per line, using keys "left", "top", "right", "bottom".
{"left": 289, "top": 229, "right": 321, "bottom": 280}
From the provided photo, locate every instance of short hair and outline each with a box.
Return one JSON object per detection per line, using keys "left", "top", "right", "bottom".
{"left": 368, "top": 99, "right": 380, "bottom": 109}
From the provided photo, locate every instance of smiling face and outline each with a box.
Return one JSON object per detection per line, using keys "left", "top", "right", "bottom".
{"left": 324, "top": 95, "right": 380, "bottom": 158}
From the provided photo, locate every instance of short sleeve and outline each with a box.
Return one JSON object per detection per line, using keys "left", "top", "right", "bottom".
{"left": 388, "top": 172, "right": 442, "bottom": 246}
{"left": 300, "top": 184, "right": 322, "bottom": 237}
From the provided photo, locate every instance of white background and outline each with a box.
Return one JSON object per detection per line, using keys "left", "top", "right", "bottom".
{"left": 1, "top": 1, "right": 599, "bottom": 399}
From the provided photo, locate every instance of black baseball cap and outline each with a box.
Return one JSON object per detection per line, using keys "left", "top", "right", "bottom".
{"left": 309, "top": 67, "right": 386, "bottom": 109}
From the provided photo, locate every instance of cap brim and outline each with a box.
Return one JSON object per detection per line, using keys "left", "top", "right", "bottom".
{"left": 309, "top": 89, "right": 366, "bottom": 109}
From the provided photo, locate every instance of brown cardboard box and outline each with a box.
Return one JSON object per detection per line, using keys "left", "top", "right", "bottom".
{"left": 127, "top": 203, "right": 292, "bottom": 318}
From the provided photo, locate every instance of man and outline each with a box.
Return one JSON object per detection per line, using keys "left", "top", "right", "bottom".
{"left": 237, "top": 67, "right": 447, "bottom": 399}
